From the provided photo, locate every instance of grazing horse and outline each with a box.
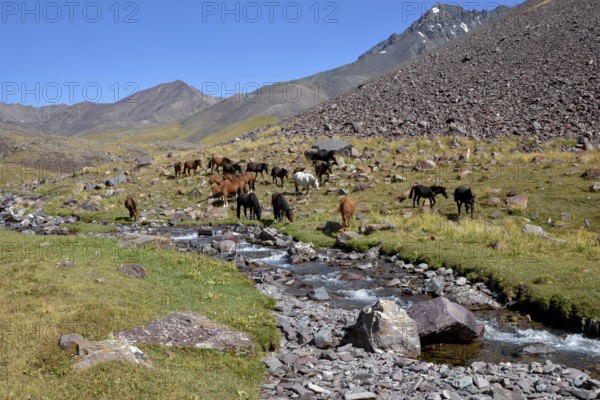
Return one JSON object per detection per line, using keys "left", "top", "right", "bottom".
{"left": 183, "top": 159, "right": 202, "bottom": 176}
{"left": 454, "top": 186, "right": 476, "bottom": 219}
{"left": 294, "top": 171, "right": 319, "bottom": 195}
{"left": 339, "top": 196, "right": 356, "bottom": 231}
{"left": 314, "top": 160, "right": 333, "bottom": 184}
{"left": 236, "top": 193, "right": 261, "bottom": 220}
{"left": 409, "top": 184, "right": 448, "bottom": 209}
{"left": 310, "top": 149, "right": 338, "bottom": 165}
{"left": 271, "top": 167, "right": 289, "bottom": 187}
{"left": 208, "top": 176, "right": 223, "bottom": 186}
{"left": 246, "top": 162, "right": 269, "bottom": 181}
{"left": 222, "top": 162, "right": 242, "bottom": 175}
{"left": 208, "top": 155, "right": 232, "bottom": 174}
{"left": 238, "top": 172, "right": 256, "bottom": 193}
{"left": 124, "top": 194, "right": 138, "bottom": 221}
{"left": 211, "top": 180, "right": 244, "bottom": 206}
{"left": 272, "top": 193, "right": 294, "bottom": 222}
{"left": 173, "top": 161, "right": 182, "bottom": 178}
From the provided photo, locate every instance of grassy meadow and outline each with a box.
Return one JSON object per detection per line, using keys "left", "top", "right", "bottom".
{"left": 0, "top": 230, "right": 278, "bottom": 399}
{"left": 1, "top": 129, "right": 600, "bottom": 398}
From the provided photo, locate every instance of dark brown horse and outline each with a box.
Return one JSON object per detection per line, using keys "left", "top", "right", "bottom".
{"left": 314, "top": 160, "right": 333, "bottom": 184}
{"left": 183, "top": 159, "right": 202, "bottom": 176}
{"left": 271, "top": 166, "right": 289, "bottom": 187}
{"left": 272, "top": 193, "right": 294, "bottom": 223}
{"left": 339, "top": 196, "right": 356, "bottom": 231}
{"left": 208, "top": 155, "right": 232, "bottom": 174}
{"left": 124, "top": 194, "right": 138, "bottom": 221}
{"left": 246, "top": 162, "right": 269, "bottom": 181}
{"left": 174, "top": 161, "right": 182, "bottom": 177}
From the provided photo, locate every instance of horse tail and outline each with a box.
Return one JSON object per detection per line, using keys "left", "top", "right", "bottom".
{"left": 236, "top": 198, "right": 242, "bottom": 219}
{"left": 409, "top": 186, "right": 414, "bottom": 199}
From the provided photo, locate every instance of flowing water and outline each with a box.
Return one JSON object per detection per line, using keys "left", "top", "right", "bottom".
{"left": 171, "top": 227, "right": 600, "bottom": 377}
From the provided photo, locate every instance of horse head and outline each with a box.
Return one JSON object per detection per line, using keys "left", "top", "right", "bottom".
{"left": 313, "top": 177, "right": 320, "bottom": 190}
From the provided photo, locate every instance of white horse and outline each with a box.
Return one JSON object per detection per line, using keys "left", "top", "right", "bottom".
{"left": 294, "top": 171, "right": 319, "bottom": 195}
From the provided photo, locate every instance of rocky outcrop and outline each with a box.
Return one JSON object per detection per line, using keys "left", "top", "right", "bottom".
{"left": 343, "top": 300, "right": 421, "bottom": 357}
{"left": 58, "top": 334, "right": 153, "bottom": 370}
{"left": 408, "top": 297, "right": 485, "bottom": 345}
{"left": 115, "top": 311, "right": 254, "bottom": 356}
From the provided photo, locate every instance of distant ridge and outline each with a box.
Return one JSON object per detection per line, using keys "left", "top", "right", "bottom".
{"left": 0, "top": 80, "right": 221, "bottom": 136}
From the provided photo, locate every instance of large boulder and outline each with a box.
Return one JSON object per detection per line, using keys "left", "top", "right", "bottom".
{"left": 343, "top": 300, "right": 421, "bottom": 357}
{"left": 115, "top": 311, "right": 254, "bottom": 356}
{"left": 408, "top": 297, "right": 485, "bottom": 345}
{"left": 504, "top": 195, "right": 528, "bottom": 211}
{"left": 287, "top": 241, "right": 317, "bottom": 264}
{"left": 105, "top": 173, "right": 128, "bottom": 187}
{"left": 444, "top": 286, "right": 501, "bottom": 310}
{"left": 58, "top": 334, "right": 153, "bottom": 370}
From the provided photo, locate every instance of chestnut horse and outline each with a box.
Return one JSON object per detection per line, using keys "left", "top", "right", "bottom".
{"left": 339, "top": 196, "right": 356, "bottom": 231}
{"left": 183, "top": 159, "right": 202, "bottom": 176}
{"left": 208, "top": 155, "right": 232, "bottom": 174}
{"left": 124, "top": 194, "right": 138, "bottom": 221}
{"left": 272, "top": 193, "right": 294, "bottom": 223}
{"left": 174, "top": 161, "right": 182, "bottom": 177}
{"left": 210, "top": 180, "right": 244, "bottom": 206}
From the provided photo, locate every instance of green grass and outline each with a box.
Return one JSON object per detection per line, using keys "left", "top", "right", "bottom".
{"left": 0, "top": 230, "right": 278, "bottom": 399}
{"left": 62, "top": 222, "right": 119, "bottom": 235}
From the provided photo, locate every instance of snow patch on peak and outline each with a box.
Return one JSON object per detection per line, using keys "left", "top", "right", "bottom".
{"left": 432, "top": 6, "right": 440, "bottom": 14}
{"left": 460, "top": 22, "right": 469, "bottom": 32}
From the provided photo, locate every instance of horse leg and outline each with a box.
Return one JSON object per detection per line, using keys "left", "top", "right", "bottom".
{"left": 457, "top": 201, "right": 462, "bottom": 215}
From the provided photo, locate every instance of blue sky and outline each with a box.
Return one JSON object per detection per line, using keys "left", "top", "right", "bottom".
{"left": 1, "top": 0, "right": 521, "bottom": 106}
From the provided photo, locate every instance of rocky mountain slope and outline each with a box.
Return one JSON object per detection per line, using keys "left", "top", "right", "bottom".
{"left": 275, "top": 0, "right": 599, "bottom": 144}
{"left": 183, "top": 3, "right": 508, "bottom": 142}
{"left": 0, "top": 80, "right": 221, "bottom": 136}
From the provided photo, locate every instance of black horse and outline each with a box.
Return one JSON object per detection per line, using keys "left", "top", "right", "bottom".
{"left": 223, "top": 162, "right": 242, "bottom": 175}
{"left": 310, "top": 149, "right": 338, "bottom": 165}
{"left": 454, "top": 186, "right": 476, "bottom": 219}
{"left": 409, "top": 184, "right": 448, "bottom": 209}
{"left": 271, "top": 167, "right": 289, "bottom": 187}
{"left": 271, "top": 193, "right": 294, "bottom": 222}
{"left": 246, "top": 162, "right": 269, "bottom": 181}
{"left": 236, "top": 193, "right": 261, "bottom": 220}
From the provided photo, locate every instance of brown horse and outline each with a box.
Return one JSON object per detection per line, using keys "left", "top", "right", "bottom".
{"left": 209, "top": 176, "right": 223, "bottom": 186}
{"left": 210, "top": 180, "right": 244, "bottom": 206}
{"left": 174, "top": 161, "right": 182, "bottom": 177}
{"left": 124, "top": 194, "right": 139, "bottom": 221}
{"left": 238, "top": 172, "right": 256, "bottom": 193}
{"left": 339, "top": 196, "right": 356, "bottom": 231}
{"left": 208, "top": 155, "right": 232, "bottom": 174}
{"left": 183, "top": 159, "right": 202, "bottom": 176}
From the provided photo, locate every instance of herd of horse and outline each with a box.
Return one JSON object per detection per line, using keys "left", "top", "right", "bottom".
{"left": 124, "top": 152, "right": 477, "bottom": 230}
